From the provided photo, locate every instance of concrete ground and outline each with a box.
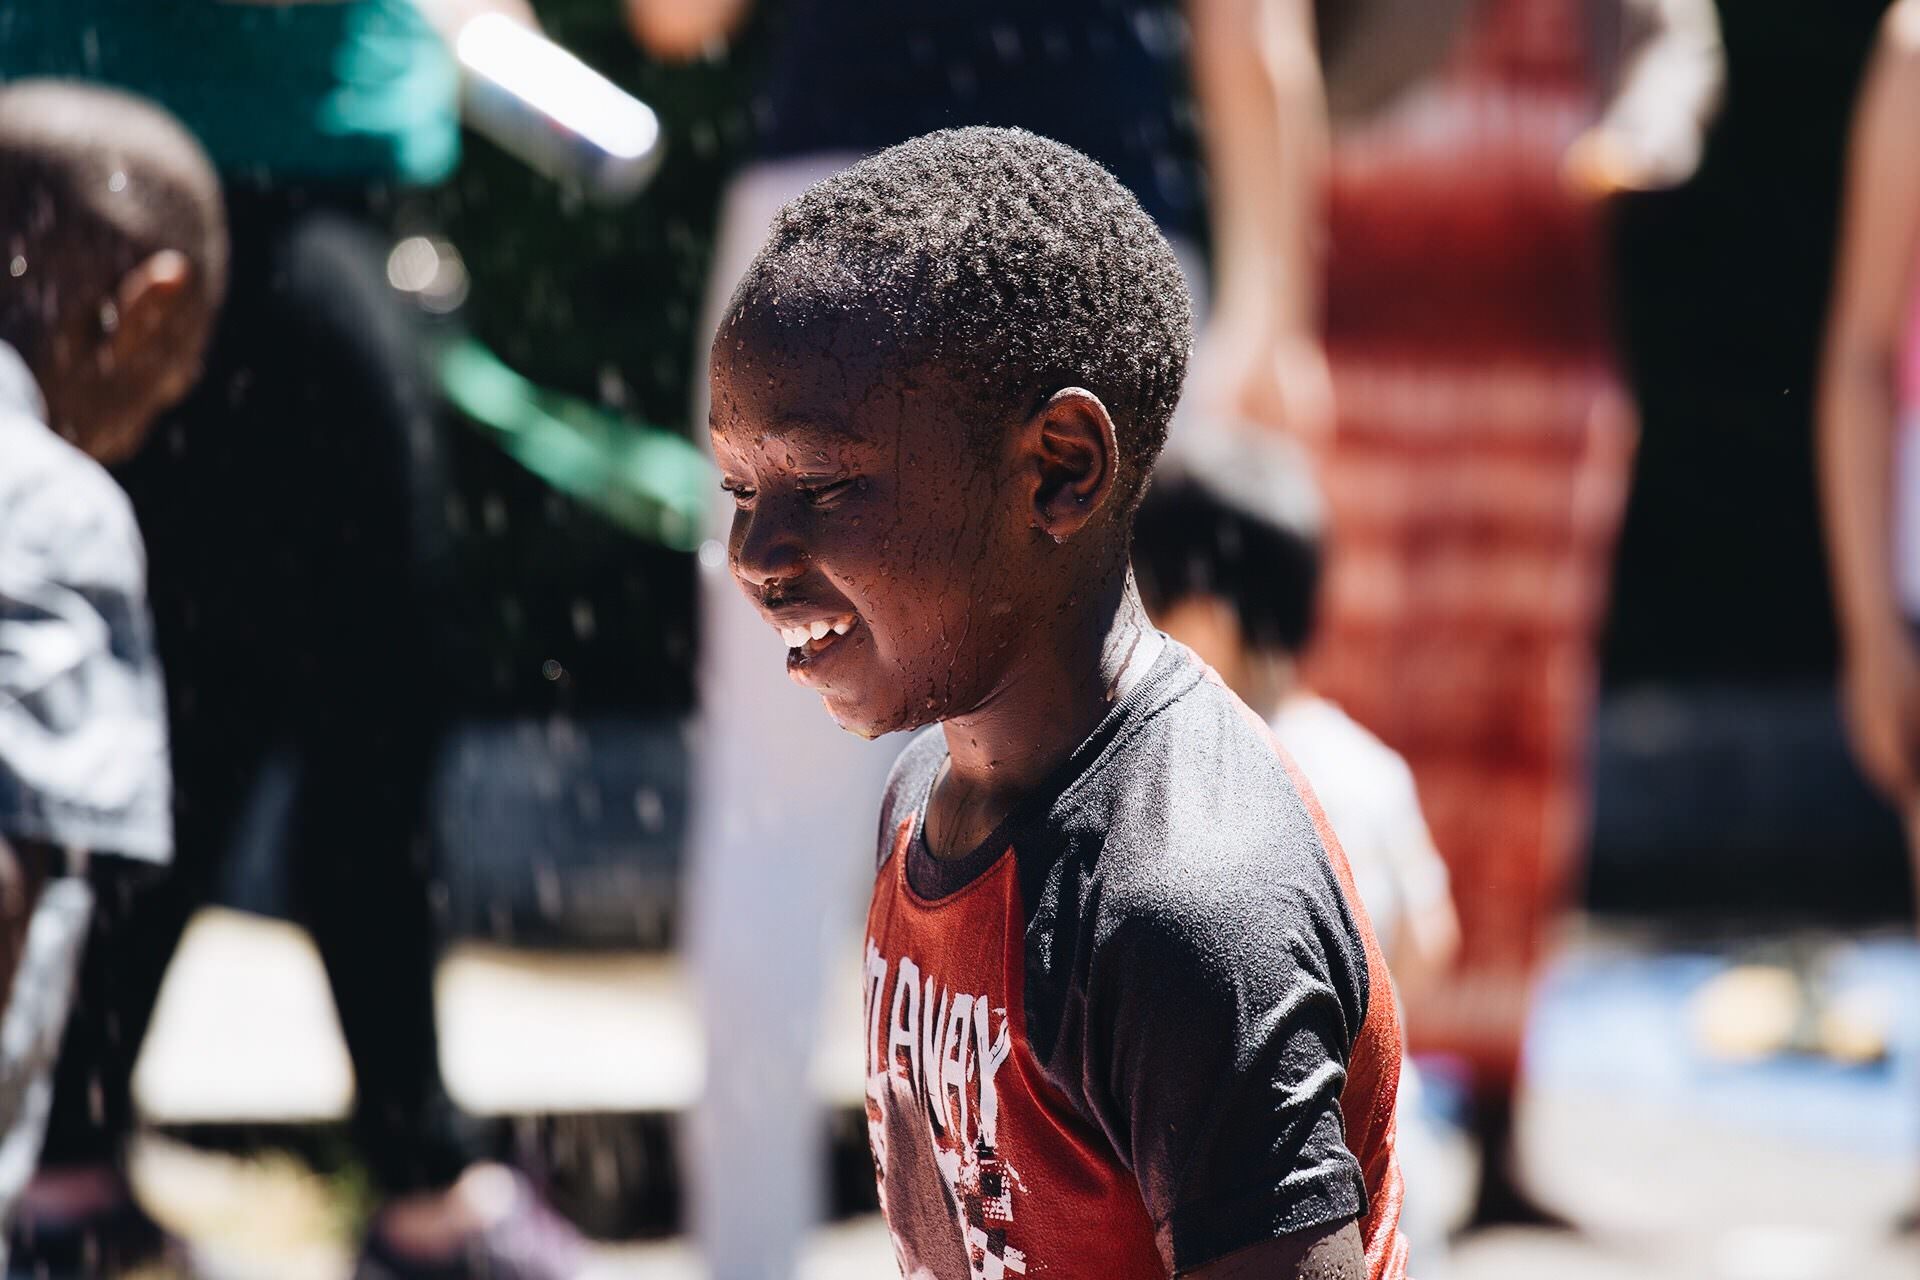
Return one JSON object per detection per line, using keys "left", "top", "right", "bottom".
{"left": 126, "top": 1136, "right": 1920, "bottom": 1280}
{"left": 121, "top": 910, "right": 1920, "bottom": 1279}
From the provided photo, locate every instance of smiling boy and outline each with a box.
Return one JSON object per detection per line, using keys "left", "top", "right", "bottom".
{"left": 708, "top": 128, "right": 1407, "bottom": 1280}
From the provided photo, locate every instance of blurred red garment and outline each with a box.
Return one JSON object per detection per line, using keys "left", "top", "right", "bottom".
{"left": 1304, "top": 0, "right": 1638, "bottom": 1086}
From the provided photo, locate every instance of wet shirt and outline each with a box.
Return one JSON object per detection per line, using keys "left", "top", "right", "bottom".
{"left": 0, "top": 0, "right": 459, "bottom": 185}
{"left": 863, "top": 642, "right": 1408, "bottom": 1279}
{"left": 753, "top": 0, "right": 1204, "bottom": 239}
{"left": 0, "top": 344, "right": 171, "bottom": 864}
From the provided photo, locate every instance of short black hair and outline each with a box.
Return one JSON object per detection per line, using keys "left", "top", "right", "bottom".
{"left": 0, "top": 80, "right": 226, "bottom": 365}
{"left": 1133, "top": 432, "right": 1326, "bottom": 655}
{"left": 725, "top": 126, "right": 1193, "bottom": 512}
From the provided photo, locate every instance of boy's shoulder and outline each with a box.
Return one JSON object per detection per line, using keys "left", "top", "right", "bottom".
{"left": 1066, "top": 650, "right": 1342, "bottom": 896}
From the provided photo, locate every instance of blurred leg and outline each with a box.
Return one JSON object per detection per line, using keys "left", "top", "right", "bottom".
{"left": 254, "top": 207, "right": 476, "bottom": 1196}
{"left": 685, "top": 156, "right": 901, "bottom": 1280}
{"left": 0, "top": 873, "right": 95, "bottom": 1256}
{"left": 33, "top": 849, "right": 216, "bottom": 1175}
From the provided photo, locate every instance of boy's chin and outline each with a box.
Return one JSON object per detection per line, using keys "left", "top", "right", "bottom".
{"left": 816, "top": 687, "right": 942, "bottom": 742}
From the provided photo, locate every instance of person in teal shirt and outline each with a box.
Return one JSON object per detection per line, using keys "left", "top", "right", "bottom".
{"left": 0, "top": 0, "right": 461, "bottom": 184}
{"left": 1, "top": 6, "right": 591, "bottom": 1277}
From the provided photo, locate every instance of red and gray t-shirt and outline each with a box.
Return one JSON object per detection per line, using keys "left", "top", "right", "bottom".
{"left": 863, "top": 641, "right": 1408, "bottom": 1279}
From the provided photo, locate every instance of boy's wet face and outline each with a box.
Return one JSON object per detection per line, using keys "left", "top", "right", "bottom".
{"left": 710, "top": 308, "right": 1039, "bottom": 737}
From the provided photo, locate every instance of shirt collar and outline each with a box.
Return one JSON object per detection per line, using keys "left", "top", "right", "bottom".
{"left": 0, "top": 342, "right": 48, "bottom": 423}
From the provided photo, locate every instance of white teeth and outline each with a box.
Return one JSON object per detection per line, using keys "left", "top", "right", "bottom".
{"left": 777, "top": 616, "right": 855, "bottom": 649}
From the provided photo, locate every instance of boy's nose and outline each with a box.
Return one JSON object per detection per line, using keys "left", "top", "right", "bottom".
{"left": 730, "top": 508, "right": 809, "bottom": 590}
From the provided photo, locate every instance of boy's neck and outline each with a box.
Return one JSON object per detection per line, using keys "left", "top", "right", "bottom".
{"left": 929, "top": 564, "right": 1163, "bottom": 858}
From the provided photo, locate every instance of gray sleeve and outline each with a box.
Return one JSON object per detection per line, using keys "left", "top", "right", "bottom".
{"left": 0, "top": 475, "right": 171, "bottom": 863}
{"left": 1084, "top": 874, "right": 1368, "bottom": 1275}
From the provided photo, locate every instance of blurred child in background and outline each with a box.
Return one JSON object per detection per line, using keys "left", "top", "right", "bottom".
{"left": 0, "top": 79, "right": 224, "bottom": 1260}
{"left": 2, "top": 5, "right": 589, "bottom": 1273}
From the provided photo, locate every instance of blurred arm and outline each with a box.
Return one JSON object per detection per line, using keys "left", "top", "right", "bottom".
{"left": 1377, "top": 755, "right": 1460, "bottom": 1007}
{"left": 623, "top": 0, "right": 753, "bottom": 60}
{"left": 1566, "top": 0, "right": 1724, "bottom": 195}
{"left": 1819, "top": 0, "right": 1920, "bottom": 801}
{"left": 1190, "top": 0, "right": 1326, "bottom": 338}
{"left": 1187, "top": 0, "right": 1333, "bottom": 439}
{"left": 1391, "top": 896, "right": 1461, "bottom": 1010}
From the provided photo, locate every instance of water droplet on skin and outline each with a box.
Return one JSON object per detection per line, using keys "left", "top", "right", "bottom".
{"left": 107, "top": 170, "right": 126, "bottom": 193}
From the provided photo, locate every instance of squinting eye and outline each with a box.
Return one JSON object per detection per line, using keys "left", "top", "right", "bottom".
{"left": 720, "top": 480, "right": 756, "bottom": 506}
{"left": 798, "top": 477, "right": 859, "bottom": 506}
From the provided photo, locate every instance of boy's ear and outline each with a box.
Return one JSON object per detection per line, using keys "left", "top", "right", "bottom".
{"left": 1023, "top": 387, "right": 1120, "bottom": 544}
{"left": 108, "top": 249, "right": 194, "bottom": 358}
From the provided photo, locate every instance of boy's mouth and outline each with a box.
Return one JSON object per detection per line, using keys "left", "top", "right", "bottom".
{"left": 777, "top": 612, "right": 858, "bottom": 667}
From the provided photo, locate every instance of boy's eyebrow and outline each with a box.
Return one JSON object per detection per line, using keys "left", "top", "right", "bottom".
{"left": 766, "top": 412, "right": 875, "bottom": 450}
{"left": 711, "top": 403, "right": 877, "bottom": 452}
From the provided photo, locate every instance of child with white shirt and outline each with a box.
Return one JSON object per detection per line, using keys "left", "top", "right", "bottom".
{"left": 0, "top": 80, "right": 224, "bottom": 1256}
